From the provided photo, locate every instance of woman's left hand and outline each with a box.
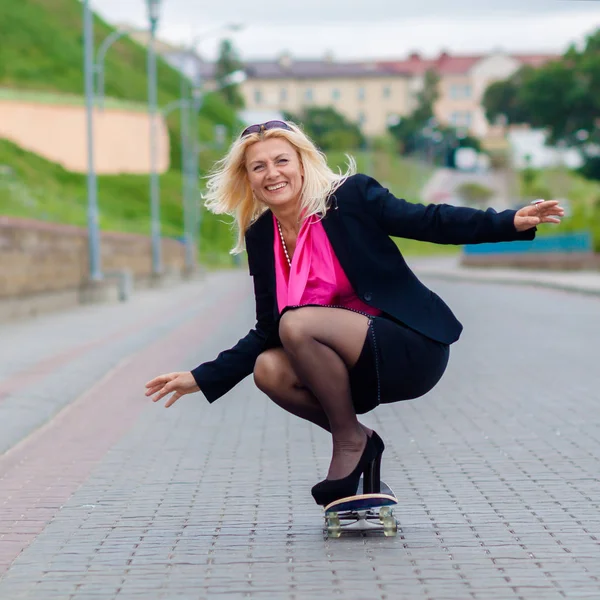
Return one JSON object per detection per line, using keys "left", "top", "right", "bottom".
{"left": 514, "top": 200, "right": 565, "bottom": 232}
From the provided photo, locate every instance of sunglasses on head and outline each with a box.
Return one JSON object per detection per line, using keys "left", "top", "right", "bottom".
{"left": 240, "top": 120, "right": 292, "bottom": 138}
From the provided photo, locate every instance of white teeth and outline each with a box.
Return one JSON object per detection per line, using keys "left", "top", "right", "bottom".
{"left": 267, "top": 183, "right": 287, "bottom": 191}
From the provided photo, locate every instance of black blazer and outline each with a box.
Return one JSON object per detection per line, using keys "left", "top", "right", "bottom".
{"left": 192, "top": 174, "right": 535, "bottom": 403}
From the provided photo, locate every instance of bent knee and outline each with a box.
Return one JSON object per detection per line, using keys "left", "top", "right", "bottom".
{"left": 253, "top": 350, "right": 295, "bottom": 394}
{"left": 278, "top": 308, "right": 315, "bottom": 347}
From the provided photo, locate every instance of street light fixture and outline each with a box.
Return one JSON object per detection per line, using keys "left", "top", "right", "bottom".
{"left": 146, "top": 0, "right": 163, "bottom": 277}
{"left": 147, "top": 0, "right": 161, "bottom": 30}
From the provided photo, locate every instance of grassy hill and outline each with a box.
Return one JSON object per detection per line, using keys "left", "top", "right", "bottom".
{"left": 0, "top": 138, "right": 236, "bottom": 261}
{"left": 0, "top": 0, "right": 446, "bottom": 263}
{"left": 0, "top": 0, "right": 241, "bottom": 264}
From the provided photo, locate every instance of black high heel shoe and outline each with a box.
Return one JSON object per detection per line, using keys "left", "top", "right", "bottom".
{"left": 311, "top": 435, "right": 379, "bottom": 506}
{"left": 364, "top": 431, "right": 385, "bottom": 494}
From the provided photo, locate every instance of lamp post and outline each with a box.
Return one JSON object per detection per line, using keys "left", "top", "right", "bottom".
{"left": 82, "top": 0, "right": 101, "bottom": 281}
{"left": 184, "top": 24, "right": 244, "bottom": 262}
{"left": 190, "top": 85, "right": 203, "bottom": 258}
{"left": 94, "top": 28, "right": 131, "bottom": 110}
{"left": 146, "top": 0, "right": 162, "bottom": 277}
{"left": 159, "top": 95, "right": 195, "bottom": 272}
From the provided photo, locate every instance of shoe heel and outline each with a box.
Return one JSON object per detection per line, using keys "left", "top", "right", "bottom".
{"left": 363, "top": 454, "right": 381, "bottom": 494}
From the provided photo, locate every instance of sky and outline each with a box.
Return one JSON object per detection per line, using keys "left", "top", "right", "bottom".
{"left": 92, "top": 0, "right": 600, "bottom": 61}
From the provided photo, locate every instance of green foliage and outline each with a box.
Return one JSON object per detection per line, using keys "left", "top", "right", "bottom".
{"left": 518, "top": 166, "right": 600, "bottom": 251}
{"left": 387, "top": 70, "right": 478, "bottom": 165}
{"left": 412, "top": 70, "right": 440, "bottom": 124}
{"left": 482, "top": 66, "right": 536, "bottom": 126}
{"left": 388, "top": 69, "right": 439, "bottom": 153}
{"left": 214, "top": 39, "right": 245, "bottom": 109}
{"left": 284, "top": 106, "right": 364, "bottom": 151}
{"left": 578, "top": 156, "right": 600, "bottom": 182}
{"left": 482, "top": 28, "right": 600, "bottom": 155}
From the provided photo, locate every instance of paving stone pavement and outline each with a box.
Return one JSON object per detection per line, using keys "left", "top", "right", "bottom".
{"left": 0, "top": 269, "right": 599, "bottom": 600}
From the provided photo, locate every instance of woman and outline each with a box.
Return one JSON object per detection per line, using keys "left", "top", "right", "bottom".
{"left": 145, "top": 121, "right": 563, "bottom": 507}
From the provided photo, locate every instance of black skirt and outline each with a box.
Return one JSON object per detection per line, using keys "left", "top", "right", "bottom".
{"left": 348, "top": 315, "right": 450, "bottom": 414}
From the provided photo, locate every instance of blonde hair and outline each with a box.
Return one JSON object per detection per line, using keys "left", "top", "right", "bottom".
{"left": 203, "top": 121, "right": 356, "bottom": 253}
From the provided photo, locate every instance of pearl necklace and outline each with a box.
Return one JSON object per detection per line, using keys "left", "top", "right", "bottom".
{"left": 276, "top": 219, "right": 292, "bottom": 267}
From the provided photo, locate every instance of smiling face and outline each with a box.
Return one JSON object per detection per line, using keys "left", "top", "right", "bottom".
{"left": 245, "top": 137, "right": 304, "bottom": 210}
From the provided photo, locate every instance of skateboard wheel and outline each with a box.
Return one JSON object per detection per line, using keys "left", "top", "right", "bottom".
{"left": 326, "top": 513, "right": 341, "bottom": 538}
{"left": 379, "top": 506, "right": 393, "bottom": 520}
{"left": 383, "top": 523, "right": 397, "bottom": 537}
{"left": 379, "top": 507, "right": 397, "bottom": 536}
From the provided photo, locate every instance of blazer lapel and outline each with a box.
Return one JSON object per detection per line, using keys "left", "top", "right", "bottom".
{"left": 250, "top": 211, "right": 278, "bottom": 318}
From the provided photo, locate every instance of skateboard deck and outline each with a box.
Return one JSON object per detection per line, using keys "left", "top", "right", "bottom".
{"left": 324, "top": 478, "right": 398, "bottom": 538}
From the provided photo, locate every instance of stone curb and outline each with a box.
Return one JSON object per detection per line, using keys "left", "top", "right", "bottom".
{"left": 415, "top": 268, "right": 600, "bottom": 297}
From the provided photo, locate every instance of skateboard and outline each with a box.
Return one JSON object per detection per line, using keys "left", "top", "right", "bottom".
{"left": 323, "top": 478, "right": 398, "bottom": 538}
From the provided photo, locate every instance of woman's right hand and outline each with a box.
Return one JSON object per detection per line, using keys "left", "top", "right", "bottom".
{"left": 145, "top": 371, "right": 200, "bottom": 408}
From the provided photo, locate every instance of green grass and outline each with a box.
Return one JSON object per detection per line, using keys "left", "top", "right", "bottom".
{"left": 0, "top": 0, "right": 180, "bottom": 104}
{"left": 0, "top": 138, "right": 236, "bottom": 263}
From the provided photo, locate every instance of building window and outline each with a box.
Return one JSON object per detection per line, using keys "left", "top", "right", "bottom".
{"left": 254, "top": 89, "right": 262, "bottom": 105}
{"left": 358, "top": 87, "right": 366, "bottom": 101}
{"left": 332, "top": 88, "right": 341, "bottom": 101}
{"left": 450, "top": 84, "right": 472, "bottom": 99}
{"left": 305, "top": 88, "right": 313, "bottom": 102}
{"left": 358, "top": 111, "right": 366, "bottom": 126}
{"left": 280, "top": 88, "right": 288, "bottom": 102}
{"left": 383, "top": 85, "right": 392, "bottom": 99}
{"left": 450, "top": 111, "right": 472, "bottom": 127}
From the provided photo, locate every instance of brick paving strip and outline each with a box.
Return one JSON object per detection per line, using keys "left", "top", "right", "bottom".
{"left": 0, "top": 274, "right": 249, "bottom": 575}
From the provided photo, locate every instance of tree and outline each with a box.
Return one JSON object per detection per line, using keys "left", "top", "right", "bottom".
{"left": 412, "top": 70, "right": 440, "bottom": 124}
{"left": 482, "top": 66, "right": 535, "bottom": 125}
{"left": 284, "top": 106, "right": 364, "bottom": 151}
{"left": 482, "top": 28, "right": 600, "bottom": 178}
{"left": 214, "top": 39, "right": 245, "bottom": 109}
{"left": 388, "top": 69, "right": 443, "bottom": 155}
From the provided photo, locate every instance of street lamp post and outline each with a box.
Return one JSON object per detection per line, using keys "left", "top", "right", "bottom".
{"left": 184, "top": 23, "right": 244, "bottom": 263}
{"left": 94, "top": 28, "right": 130, "bottom": 110}
{"left": 190, "top": 85, "right": 203, "bottom": 259}
{"left": 179, "top": 79, "right": 195, "bottom": 272}
{"left": 159, "top": 95, "right": 195, "bottom": 272}
{"left": 82, "top": 0, "right": 102, "bottom": 281}
{"left": 146, "top": 0, "right": 162, "bottom": 277}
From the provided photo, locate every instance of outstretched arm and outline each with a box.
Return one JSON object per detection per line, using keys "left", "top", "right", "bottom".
{"left": 357, "top": 174, "right": 562, "bottom": 245}
{"left": 147, "top": 251, "right": 277, "bottom": 406}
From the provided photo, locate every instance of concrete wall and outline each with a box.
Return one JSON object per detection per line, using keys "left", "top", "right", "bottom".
{"left": 0, "top": 216, "right": 187, "bottom": 321}
{"left": 0, "top": 100, "right": 170, "bottom": 175}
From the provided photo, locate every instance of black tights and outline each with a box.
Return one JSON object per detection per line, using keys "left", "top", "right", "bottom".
{"left": 253, "top": 307, "right": 372, "bottom": 480}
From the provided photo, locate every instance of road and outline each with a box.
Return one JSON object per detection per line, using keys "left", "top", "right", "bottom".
{"left": 0, "top": 269, "right": 599, "bottom": 600}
